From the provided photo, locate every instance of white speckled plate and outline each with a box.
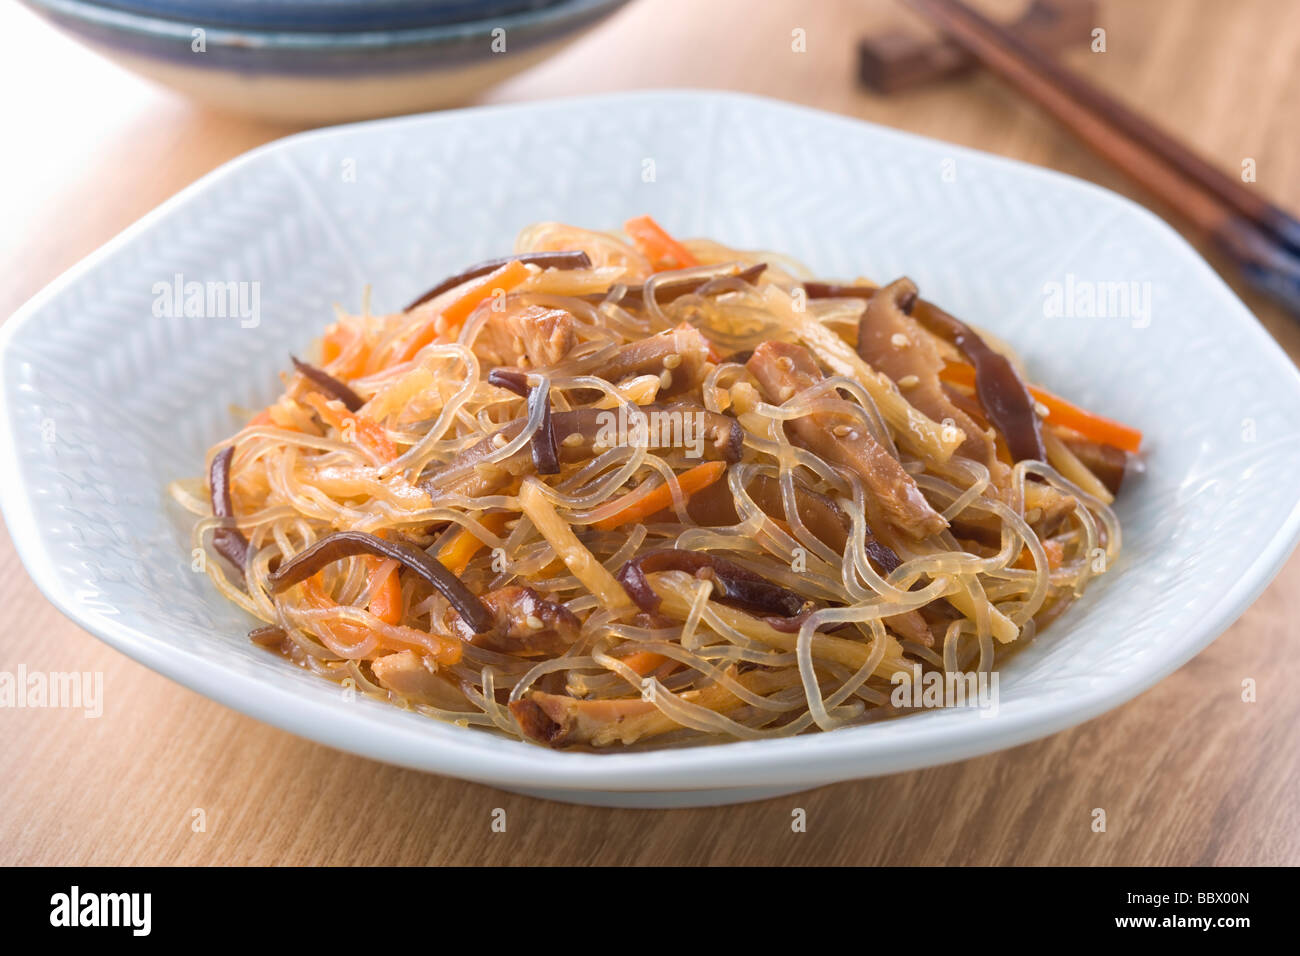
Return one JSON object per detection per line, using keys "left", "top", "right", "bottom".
{"left": 4, "top": 91, "right": 1300, "bottom": 807}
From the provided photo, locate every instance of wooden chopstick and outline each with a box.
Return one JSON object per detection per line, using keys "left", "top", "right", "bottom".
{"left": 905, "top": 0, "right": 1300, "bottom": 316}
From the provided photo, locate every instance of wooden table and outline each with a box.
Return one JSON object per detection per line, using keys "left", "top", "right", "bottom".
{"left": 3, "top": 0, "right": 1298, "bottom": 866}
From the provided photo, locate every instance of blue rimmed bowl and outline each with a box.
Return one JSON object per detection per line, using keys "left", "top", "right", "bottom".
{"left": 63, "top": 1, "right": 565, "bottom": 31}
{"left": 21, "top": 0, "right": 630, "bottom": 123}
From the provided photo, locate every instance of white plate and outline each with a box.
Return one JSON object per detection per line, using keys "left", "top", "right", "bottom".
{"left": 4, "top": 91, "right": 1300, "bottom": 807}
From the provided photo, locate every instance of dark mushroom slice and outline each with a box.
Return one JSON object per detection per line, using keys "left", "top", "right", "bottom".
{"left": 580, "top": 262, "right": 767, "bottom": 308}
{"left": 912, "top": 299, "right": 1046, "bottom": 463}
{"left": 291, "top": 355, "right": 364, "bottom": 412}
{"left": 595, "top": 324, "right": 713, "bottom": 397}
{"left": 857, "top": 279, "right": 998, "bottom": 470}
{"left": 209, "top": 445, "right": 250, "bottom": 571}
{"left": 248, "top": 624, "right": 287, "bottom": 648}
{"left": 486, "top": 368, "right": 559, "bottom": 475}
{"left": 1062, "top": 436, "right": 1128, "bottom": 495}
{"left": 648, "top": 401, "right": 745, "bottom": 463}
{"left": 655, "top": 471, "right": 900, "bottom": 569}
{"left": 803, "top": 281, "right": 877, "bottom": 300}
{"left": 528, "top": 382, "right": 560, "bottom": 476}
{"left": 404, "top": 250, "right": 592, "bottom": 312}
{"left": 267, "top": 530, "right": 493, "bottom": 634}
{"left": 617, "top": 549, "right": 810, "bottom": 620}
{"left": 643, "top": 472, "right": 924, "bottom": 638}
{"left": 486, "top": 368, "right": 529, "bottom": 396}
{"left": 443, "top": 585, "right": 580, "bottom": 656}
{"left": 746, "top": 341, "right": 947, "bottom": 540}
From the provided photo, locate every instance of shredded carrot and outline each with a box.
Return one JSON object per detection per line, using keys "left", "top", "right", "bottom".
{"left": 321, "top": 325, "right": 349, "bottom": 364}
{"left": 321, "top": 323, "right": 370, "bottom": 378}
{"left": 436, "top": 513, "right": 510, "bottom": 576}
{"left": 398, "top": 258, "right": 532, "bottom": 363}
{"left": 298, "top": 573, "right": 461, "bottom": 665}
{"left": 1014, "top": 538, "right": 1065, "bottom": 571}
{"left": 302, "top": 391, "right": 397, "bottom": 463}
{"left": 624, "top": 215, "right": 699, "bottom": 271}
{"left": 940, "top": 361, "right": 1142, "bottom": 454}
{"left": 592, "top": 460, "right": 727, "bottom": 531}
{"left": 766, "top": 516, "right": 795, "bottom": 537}
{"left": 247, "top": 404, "right": 301, "bottom": 433}
{"left": 620, "top": 651, "right": 682, "bottom": 677}
{"left": 366, "top": 557, "right": 403, "bottom": 625}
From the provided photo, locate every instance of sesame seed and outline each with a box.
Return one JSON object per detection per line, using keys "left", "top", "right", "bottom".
{"left": 777, "top": 355, "right": 795, "bottom": 371}
{"left": 525, "top": 614, "right": 545, "bottom": 630}
{"left": 1034, "top": 401, "right": 1050, "bottom": 418}
{"left": 663, "top": 354, "right": 683, "bottom": 369}
{"left": 660, "top": 370, "right": 674, "bottom": 389}
{"left": 562, "top": 432, "right": 584, "bottom": 448}
{"left": 898, "top": 374, "right": 920, "bottom": 388}
{"left": 492, "top": 433, "right": 508, "bottom": 448}
{"left": 890, "top": 333, "right": 910, "bottom": 348}
{"left": 778, "top": 385, "right": 795, "bottom": 401}
{"left": 832, "top": 424, "right": 852, "bottom": 437}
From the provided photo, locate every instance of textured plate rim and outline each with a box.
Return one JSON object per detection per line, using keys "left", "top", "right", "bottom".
{"left": 4, "top": 89, "right": 1300, "bottom": 794}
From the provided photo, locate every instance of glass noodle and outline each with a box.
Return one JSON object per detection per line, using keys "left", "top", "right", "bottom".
{"left": 170, "top": 220, "right": 1129, "bottom": 751}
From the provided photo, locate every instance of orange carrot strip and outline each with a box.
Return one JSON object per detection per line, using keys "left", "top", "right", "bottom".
{"left": 629, "top": 650, "right": 691, "bottom": 681}
{"left": 299, "top": 574, "right": 461, "bottom": 665}
{"left": 321, "top": 324, "right": 350, "bottom": 364}
{"left": 366, "top": 557, "right": 403, "bottom": 625}
{"left": 624, "top": 215, "right": 699, "bottom": 271}
{"left": 303, "top": 391, "right": 397, "bottom": 463}
{"left": 619, "top": 651, "right": 681, "bottom": 677}
{"left": 436, "top": 513, "right": 511, "bottom": 577}
{"left": 621, "top": 651, "right": 667, "bottom": 674}
{"left": 398, "top": 259, "right": 532, "bottom": 363}
{"left": 442, "top": 258, "right": 531, "bottom": 326}
{"left": 592, "top": 460, "right": 726, "bottom": 531}
{"left": 940, "top": 362, "right": 1142, "bottom": 454}
{"left": 247, "top": 403, "right": 301, "bottom": 434}
{"left": 1014, "top": 538, "right": 1065, "bottom": 571}
{"left": 321, "top": 323, "right": 370, "bottom": 378}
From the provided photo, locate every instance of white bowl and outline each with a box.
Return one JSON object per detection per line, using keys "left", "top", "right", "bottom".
{"left": 4, "top": 91, "right": 1300, "bottom": 807}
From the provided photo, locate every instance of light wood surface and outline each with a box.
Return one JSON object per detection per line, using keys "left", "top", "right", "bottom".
{"left": 3, "top": 0, "right": 1298, "bottom": 866}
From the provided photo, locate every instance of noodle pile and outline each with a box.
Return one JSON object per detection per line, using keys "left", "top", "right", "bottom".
{"left": 172, "top": 219, "right": 1132, "bottom": 749}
